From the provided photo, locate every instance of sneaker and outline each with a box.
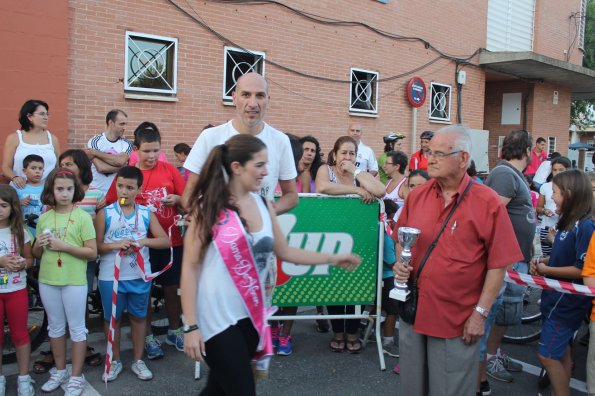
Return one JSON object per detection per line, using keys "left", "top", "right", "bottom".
{"left": 17, "top": 375, "right": 35, "bottom": 396}
{"left": 382, "top": 341, "right": 399, "bottom": 358}
{"left": 277, "top": 335, "right": 293, "bottom": 356}
{"left": 131, "top": 360, "right": 154, "bottom": 381}
{"left": 64, "top": 375, "right": 85, "bottom": 396}
{"left": 165, "top": 328, "right": 184, "bottom": 352}
{"left": 145, "top": 335, "right": 164, "bottom": 360}
{"left": 41, "top": 369, "right": 69, "bottom": 392}
{"left": 479, "top": 380, "right": 491, "bottom": 396}
{"left": 486, "top": 356, "right": 513, "bottom": 382}
{"left": 271, "top": 326, "right": 279, "bottom": 349}
{"left": 0, "top": 375, "right": 5, "bottom": 396}
{"left": 500, "top": 352, "right": 523, "bottom": 372}
{"left": 101, "top": 360, "right": 123, "bottom": 382}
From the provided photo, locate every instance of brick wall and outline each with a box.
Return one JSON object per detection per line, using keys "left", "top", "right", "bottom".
{"left": 484, "top": 80, "right": 570, "bottom": 168}
{"left": 0, "top": 0, "right": 69, "bottom": 172}
{"left": 67, "top": 0, "right": 488, "bottom": 161}
{"left": 534, "top": 0, "right": 584, "bottom": 65}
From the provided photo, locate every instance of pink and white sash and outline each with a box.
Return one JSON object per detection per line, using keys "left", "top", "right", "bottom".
{"left": 213, "top": 209, "right": 275, "bottom": 373}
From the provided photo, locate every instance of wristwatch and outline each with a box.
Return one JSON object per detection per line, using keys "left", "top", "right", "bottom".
{"left": 182, "top": 324, "right": 199, "bottom": 333}
{"left": 474, "top": 305, "right": 489, "bottom": 319}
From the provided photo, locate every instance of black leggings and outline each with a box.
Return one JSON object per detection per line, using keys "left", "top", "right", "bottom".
{"left": 326, "top": 305, "right": 360, "bottom": 334}
{"left": 202, "top": 318, "right": 259, "bottom": 396}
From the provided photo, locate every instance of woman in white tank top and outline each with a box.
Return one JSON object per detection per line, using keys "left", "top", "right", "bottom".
{"left": 180, "top": 134, "right": 361, "bottom": 395}
{"left": 382, "top": 150, "right": 410, "bottom": 207}
{"left": 1, "top": 100, "right": 59, "bottom": 188}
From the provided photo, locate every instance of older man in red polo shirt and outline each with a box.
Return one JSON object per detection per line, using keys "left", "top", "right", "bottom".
{"left": 394, "top": 125, "right": 523, "bottom": 396}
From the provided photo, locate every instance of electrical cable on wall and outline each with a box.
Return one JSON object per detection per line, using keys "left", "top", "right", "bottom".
{"left": 166, "top": 0, "right": 483, "bottom": 85}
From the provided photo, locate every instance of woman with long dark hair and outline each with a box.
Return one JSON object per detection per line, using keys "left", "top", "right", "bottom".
{"left": 531, "top": 169, "right": 595, "bottom": 396}
{"left": 180, "top": 134, "right": 360, "bottom": 395}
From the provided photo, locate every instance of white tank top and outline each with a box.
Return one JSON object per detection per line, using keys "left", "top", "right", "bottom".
{"left": 384, "top": 177, "right": 407, "bottom": 207}
{"left": 12, "top": 130, "right": 57, "bottom": 182}
{"left": 99, "top": 204, "right": 151, "bottom": 281}
{"left": 196, "top": 193, "right": 274, "bottom": 341}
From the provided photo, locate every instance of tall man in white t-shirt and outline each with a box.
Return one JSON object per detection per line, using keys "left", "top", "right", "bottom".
{"left": 182, "top": 72, "right": 298, "bottom": 213}
{"left": 86, "top": 109, "right": 133, "bottom": 194}
{"left": 347, "top": 123, "right": 378, "bottom": 176}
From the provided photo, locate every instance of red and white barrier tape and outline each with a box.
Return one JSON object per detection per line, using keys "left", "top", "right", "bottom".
{"left": 505, "top": 270, "right": 595, "bottom": 297}
{"left": 103, "top": 215, "right": 181, "bottom": 386}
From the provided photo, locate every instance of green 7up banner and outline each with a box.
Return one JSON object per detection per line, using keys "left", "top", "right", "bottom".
{"left": 273, "top": 195, "right": 380, "bottom": 307}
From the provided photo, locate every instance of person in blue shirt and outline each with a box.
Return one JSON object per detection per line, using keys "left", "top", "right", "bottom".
{"left": 14, "top": 154, "right": 44, "bottom": 236}
{"left": 530, "top": 169, "right": 595, "bottom": 396}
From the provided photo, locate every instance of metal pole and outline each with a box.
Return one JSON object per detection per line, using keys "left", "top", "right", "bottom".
{"left": 411, "top": 107, "right": 417, "bottom": 154}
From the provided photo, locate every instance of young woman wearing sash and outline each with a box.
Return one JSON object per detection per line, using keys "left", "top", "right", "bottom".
{"left": 180, "top": 134, "right": 361, "bottom": 396}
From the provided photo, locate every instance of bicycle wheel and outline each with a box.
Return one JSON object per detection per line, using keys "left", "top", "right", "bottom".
{"left": 149, "top": 284, "right": 169, "bottom": 336}
{"left": 503, "top": 286, "right": 542, "bottom": 344}
{"left": 3, "top": 291, "right": 48, "bottom": 364}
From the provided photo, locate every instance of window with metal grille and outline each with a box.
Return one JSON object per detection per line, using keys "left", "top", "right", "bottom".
{"left": 548, "top": 136, "right": 557, "bottom": 154}
{"left": 429, "top": 82, "right": 451, "bottom": 122}
{"left": 349, "top": 68, "right": 378, "bottom": 115}
{"left": 125, "top": 32, "right": 178, "bottom": 94}
{"left": 223, "top": 47, "right": 266, "bottom": 101}
{"left": 579, "top": 0, "right": 588, "bottom": 49}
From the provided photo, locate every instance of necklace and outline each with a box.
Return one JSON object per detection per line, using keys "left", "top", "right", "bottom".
{"left": 53, "top": 206, "right": 75, "bottom": 267}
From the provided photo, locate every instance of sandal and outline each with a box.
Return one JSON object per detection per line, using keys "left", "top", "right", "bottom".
{"left": 85, "top": 346, "right": 102, "bottom": 367}
{"left": 329, "top": 336, "right": 345, "bottom": 353}
{"left": 33, "top": 350, "right": 54, "bottom": 374}
{"left": 346, "top": 337, "right": 362, "bottom": 354}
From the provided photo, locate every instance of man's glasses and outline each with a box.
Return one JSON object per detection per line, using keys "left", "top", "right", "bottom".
{"left": 426, "top": 150, "right": 462, "bottom": 159}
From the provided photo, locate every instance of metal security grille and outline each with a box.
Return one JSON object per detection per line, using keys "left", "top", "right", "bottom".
{"left": 350, "top": 68, "right": 378, "bottom": 114}
{"left": 125, "top": 32, "right": 178, "bottom": 94}
{"left": 223, "top": 47, "right": 265, "bottom": 101}
{"left": 430, "top": 82, "right": 451, "bottom": 122}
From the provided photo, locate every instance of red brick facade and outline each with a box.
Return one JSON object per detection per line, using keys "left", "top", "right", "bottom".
{"left": 1, "top": 0, "right": 587, "bottom": 171}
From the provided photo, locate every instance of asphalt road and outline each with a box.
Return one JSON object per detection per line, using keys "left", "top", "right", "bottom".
{"left": 1, "top": 307, "right": 590, "bottom": 395}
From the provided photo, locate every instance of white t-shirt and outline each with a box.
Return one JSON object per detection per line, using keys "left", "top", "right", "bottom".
{"left": 196, "top": 194, "right": 274, "bottom": 342}
{"left": 533, "top": 160, "right": 552, "bottom": 185}
{"left": 539, "top": 182, "right": 559, "bottom": 229}
{"left": 356, "top": 142, "right": 378, "bottom": 173}
{"left": 184, "top": 121, "right": 297, "bottom": 200}
{"left": 0, "top": 227, "right": 31, "bottom": 293}
{"left": 87, "top": 133, "right": 133, "bottom": 194}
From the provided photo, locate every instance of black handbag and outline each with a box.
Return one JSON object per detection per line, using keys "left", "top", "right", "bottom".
{"left": 397, "top": 180, "right": 473, "bottom": 325}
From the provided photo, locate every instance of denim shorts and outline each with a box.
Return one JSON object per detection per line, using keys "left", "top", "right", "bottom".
{"left": 495, "top": 262, "right": 528, "bottom": 326}
{"left": 538, "top": 318, "right": 576, "bottom": 360}
{"left": 99, "top": 279, "right": 151, "bottom": 321}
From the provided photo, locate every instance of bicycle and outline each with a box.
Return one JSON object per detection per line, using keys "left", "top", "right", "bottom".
{"left": 502, "top": 285, "right": 542, "bottom": 344}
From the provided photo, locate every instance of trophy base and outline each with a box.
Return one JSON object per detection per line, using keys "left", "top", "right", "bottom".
{"left": 389, "top": 288, "right": 410, "bottom": 302}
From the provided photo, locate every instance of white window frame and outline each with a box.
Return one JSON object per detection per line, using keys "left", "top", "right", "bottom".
{"left": 429, "top": 82, "right": 452, "bottom": 122}
{"left": 222, "top": 47, "right": 266, "bottom": 102}
{"left": 349, "top": 67, "right": 379, "bottom": 115}
{"left": 579, "top": 0, "right": 588, "bottom": 49}
{"left": 497, "top": 136, "right": 506, "bottom": 159}
{"left": 548, "top": 136, "right": 557, "bottom": 155}
{"left": 124, "top": 31, "right": 178, "bottom": 95}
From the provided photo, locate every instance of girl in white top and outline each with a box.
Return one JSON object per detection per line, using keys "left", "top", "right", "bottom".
{"left": 382, "top": 150, "right": 409, "bottom": 207}
{"left": 537, "top": 157, "right": 571, "bottom": 255}
{"left": 2, "top": 100, "right": 60, "bottom": 188}
{"left": 0, "top": 186, "right": 35, "bottom": 396}
{"left": 180, "top": 134, "right": 361, "bottom": 396}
